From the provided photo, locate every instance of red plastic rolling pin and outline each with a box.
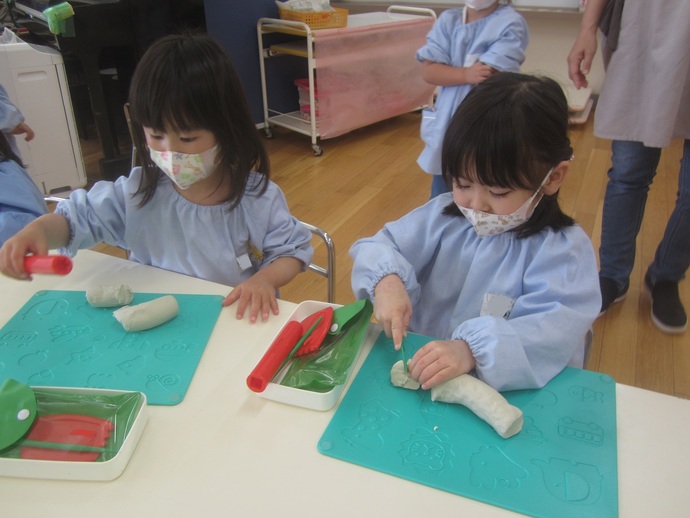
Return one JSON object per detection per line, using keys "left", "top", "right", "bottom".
{"left": 246, "top": 320, "right": 304, "bottom": 393}
{"left": 24, "top": 255, "right": 73, "bottom": 275}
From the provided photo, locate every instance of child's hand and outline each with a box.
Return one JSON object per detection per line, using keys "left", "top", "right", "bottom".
{"left": 10, "top": 122, "right": 35, "bottom": 142}
{"left": 465, "top": 62, "right": 494, "bottom": 85}
{"left": 0, "top": 223, "right": 51, "bottom": 280}
{"left": 373, "top": 274, "right": 412, "bottom": 350}
{"left": 222, "top": 277, "right": 279, "bottom": 323}
{"left": 408, "top": 339, "right": 477, "bottom": 390}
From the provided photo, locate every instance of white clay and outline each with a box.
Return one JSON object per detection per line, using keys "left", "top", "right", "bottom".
{"left": 113, "top": 295, "right": 179, "bottom": 332}
{"left": 430, "top": 374, "right": 523, "bottom": 439}
{"left": 390, "top": 360, "right": 421, "bottom": 390}
{"left": 86, "top": 284, "right": 134, "bottom": 307}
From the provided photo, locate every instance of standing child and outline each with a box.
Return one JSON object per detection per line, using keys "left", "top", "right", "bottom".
{"left": 0, "top": 131, "right": 48, "bottom": 246}
{"left": 417, "top": 0, "right": 528, "bottom": 198}
{"left": 0, "top": 33, "right": 313, "bottom": 323}
{"left": 0, "top": 83, "right": 35, "bottom": 159}
{"left": 351, "top": 73, "right": 600, "bottom": 392}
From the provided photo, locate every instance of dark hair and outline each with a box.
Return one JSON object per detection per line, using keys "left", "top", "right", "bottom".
{"left": 128, "top": 32, "right": 269, "bottom": 208}
{"left": 0, "top": 131, "right": 23, "bottom": 165}
{"left": 441, "top": 72, "right": 574, "bottom": 237}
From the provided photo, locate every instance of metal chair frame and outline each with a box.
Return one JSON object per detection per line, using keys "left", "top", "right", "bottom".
{"left": 299, "top": 221, "right": 336, "bottom": 303}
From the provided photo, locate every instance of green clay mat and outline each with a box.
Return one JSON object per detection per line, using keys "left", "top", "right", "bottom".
{"left": 318, "top": 332, "right": 618, "bottom": 517}
{"left": 0, "top": 290, "right": 224, "bottom": 405}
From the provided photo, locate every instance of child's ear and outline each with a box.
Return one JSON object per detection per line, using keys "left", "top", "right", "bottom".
{"left": 542, "top": 160, "right": 570, "bottom": 195}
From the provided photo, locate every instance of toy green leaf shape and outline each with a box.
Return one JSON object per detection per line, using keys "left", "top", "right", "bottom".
{"left": 0, "top": 379, "right": 37, "bottom": 450}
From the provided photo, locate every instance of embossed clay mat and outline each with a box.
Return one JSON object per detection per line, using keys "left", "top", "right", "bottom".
{"left": 0, "top": 290, "right": 224, "bottom": 405}
{"left": 319, "top": 332, "right": 618, "bottom": 518}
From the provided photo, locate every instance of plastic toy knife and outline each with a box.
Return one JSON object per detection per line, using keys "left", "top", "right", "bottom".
{"left": 400, "top": 339, "right": 408, "bottom": 373}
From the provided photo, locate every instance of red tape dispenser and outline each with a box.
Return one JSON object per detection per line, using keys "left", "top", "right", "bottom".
{"left": 246, "top": 307, "right": 334, "bottom": 393}
{"left": 24, "top": 255, "right": 73, "bottom": 275}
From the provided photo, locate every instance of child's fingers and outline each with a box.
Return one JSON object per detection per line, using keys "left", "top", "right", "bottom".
{"left": 243, "top": 290, "right": 279, "bottom": 323}
{"left": 221, "top": 288, "right": 240, "bottom": 307}
{"left": 248, "top": 293, "right": 269, "bottom": 323}
{"left": 390, "top": 314, "right": 407, "bottom": 350}
{"left": 234, "top": 296, "right": 249, "bottom": 320}
{"left": 419, "top": 365, "right": 456, "bottom": 390}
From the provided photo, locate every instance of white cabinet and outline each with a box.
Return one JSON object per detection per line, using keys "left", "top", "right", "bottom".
{"left": 0, "top": 31, "right": 86, "bottom": 195}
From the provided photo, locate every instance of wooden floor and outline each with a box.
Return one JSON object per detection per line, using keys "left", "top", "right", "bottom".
{"left": 79, "top": 110, "right": 690, "bottom": 399}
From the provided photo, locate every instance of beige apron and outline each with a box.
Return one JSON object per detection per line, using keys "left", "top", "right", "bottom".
{"left": 595, "top": 0, "right": 690, "bottom": 148}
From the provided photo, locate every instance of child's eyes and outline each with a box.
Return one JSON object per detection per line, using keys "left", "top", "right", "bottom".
{"left": 456, "top": 183, "right": 511, "bottom": 198}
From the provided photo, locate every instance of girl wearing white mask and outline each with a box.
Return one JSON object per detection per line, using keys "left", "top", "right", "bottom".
{"left": 351, "top": 73, "right": 600, "bottom": 392}
{"left": 0, "top": 34, "right": 313, "bottom": 323}
{"left": 417, "top": 0, "right": 528, "bottom": 198}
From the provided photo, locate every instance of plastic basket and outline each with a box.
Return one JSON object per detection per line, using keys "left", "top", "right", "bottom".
{"left": 278, "top": 7, "right": 348, "bottom": 29}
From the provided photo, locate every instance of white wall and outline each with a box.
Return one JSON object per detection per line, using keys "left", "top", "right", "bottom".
{"left": 521, "top": 10, "right": 605, "bottom": 93}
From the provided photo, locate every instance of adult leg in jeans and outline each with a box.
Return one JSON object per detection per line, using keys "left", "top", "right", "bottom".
{"left": 647, "top": 139, "right": 690, "bottom": 284}
{"left": 599, "top": 140, "right": 661, "bottom": 291}
{"left": 643, "top": 139, "right": 690, "bottom": 332}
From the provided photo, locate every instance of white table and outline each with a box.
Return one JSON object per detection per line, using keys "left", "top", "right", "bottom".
{"left": 1, "top": 250, "right": 689, "bottom": 517}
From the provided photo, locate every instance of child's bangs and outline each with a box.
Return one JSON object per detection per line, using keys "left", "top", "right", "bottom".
{"left": 450, "top": 131, "right": 533, "bottom": 191}
{"left": 135, "top": 92, "right": 206, "bottom": 134}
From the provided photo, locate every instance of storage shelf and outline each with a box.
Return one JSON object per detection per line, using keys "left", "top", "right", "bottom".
{"left": 269, "top": 40, "right": 309, "bottom": 58}
{"left": 266, "top": 111, "right": 320, "bottom": 137}
{"left": 257, "top": 6, "right": 436, "bottom": 155}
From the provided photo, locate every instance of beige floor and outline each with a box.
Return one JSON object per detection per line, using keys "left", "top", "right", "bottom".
{"left": 79, "top": 110, "right": 690, "bottom": 399}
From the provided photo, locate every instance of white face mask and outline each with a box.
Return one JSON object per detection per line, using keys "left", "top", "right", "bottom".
{"left": 456, "top": 168, "right": 554, "bottom": 238}
{"left": 464, "top": 0, "right": 498, "bottom": 10}
{"left": 149, "top": 145, "right": 219, "bottom": 189}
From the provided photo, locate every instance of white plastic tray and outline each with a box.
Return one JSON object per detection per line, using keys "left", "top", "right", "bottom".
{"left": 0, "top": 387, "right": 148, "bottom": 481}
{"left": 258, "top": 300, "right": 364, "bottom": 411}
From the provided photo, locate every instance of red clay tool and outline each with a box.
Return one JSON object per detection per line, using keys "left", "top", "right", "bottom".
{"left": 246, "top": 320, "right": 304, "bottom": 393}
{"left": 246, "top": 307, "right": 334, "bottom": 393}
{"left": 20, "top": 414, "right": 113, "bottom": 462}
{"left": 294, "top": 307, "right": 333, "bottom": 357}
{"left": 24, "top": 255, "right": 73, "bottom": 275}
{"left": 270, "top": 316, "right": 324, "bottom": 380}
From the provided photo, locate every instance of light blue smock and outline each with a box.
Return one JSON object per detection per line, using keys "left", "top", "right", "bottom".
{"left": 0, "top": 84, "right": 25, "bottom": 159}
{"left": 0, "top": 159, "right": 48, "bottom": 245}
{"left": 56, "top": 168, "right": 313, "bottom": 287}
{"left": 350, "top": 194, "right": 600, "bottom": 392}
{"left": 416, "top": 6, "right": 528, "bottom": 176}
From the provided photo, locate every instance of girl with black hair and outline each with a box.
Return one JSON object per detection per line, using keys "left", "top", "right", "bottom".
{"left": 351, "top": 73, "right": 600, "bottom": 391}
{"left": 0, "top": 33, "right": 312, "bottom": 323}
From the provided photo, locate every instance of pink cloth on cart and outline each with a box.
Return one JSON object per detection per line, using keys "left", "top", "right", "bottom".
{"left": 313, "top": 16, "right": 435, "bottom": 139}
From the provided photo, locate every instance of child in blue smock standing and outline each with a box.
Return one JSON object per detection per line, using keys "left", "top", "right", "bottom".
{"left": 0, "top": 83, "right": 35, "bottom": 159}
{"left": 417, "top": 0, "right": 528, "bottom": 198}
{"left": 0, "top": 33, "right": 313, "bottom": 323}
{"left": 351, "top": 73, "right": 600, "bottom": 392}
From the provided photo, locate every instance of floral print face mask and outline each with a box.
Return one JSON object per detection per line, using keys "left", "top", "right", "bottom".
{"left": 456, "top": 167, "right": 554, "bottom": 238}
{"left": 149, "top": 145, "right": 219, "bottom": 189}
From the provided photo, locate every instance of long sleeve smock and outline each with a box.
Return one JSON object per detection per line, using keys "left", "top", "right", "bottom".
{"left": 350, "top": 194, "right": 600, "bottom": 392}
{"left": 55, "top": 168, "right": 313, "bottom": 287}
{"left": 416, "top": 6, "right": 528, "bottom": 176}
{"left": 0, "top": 159, "right": 48, "bottom": 245}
